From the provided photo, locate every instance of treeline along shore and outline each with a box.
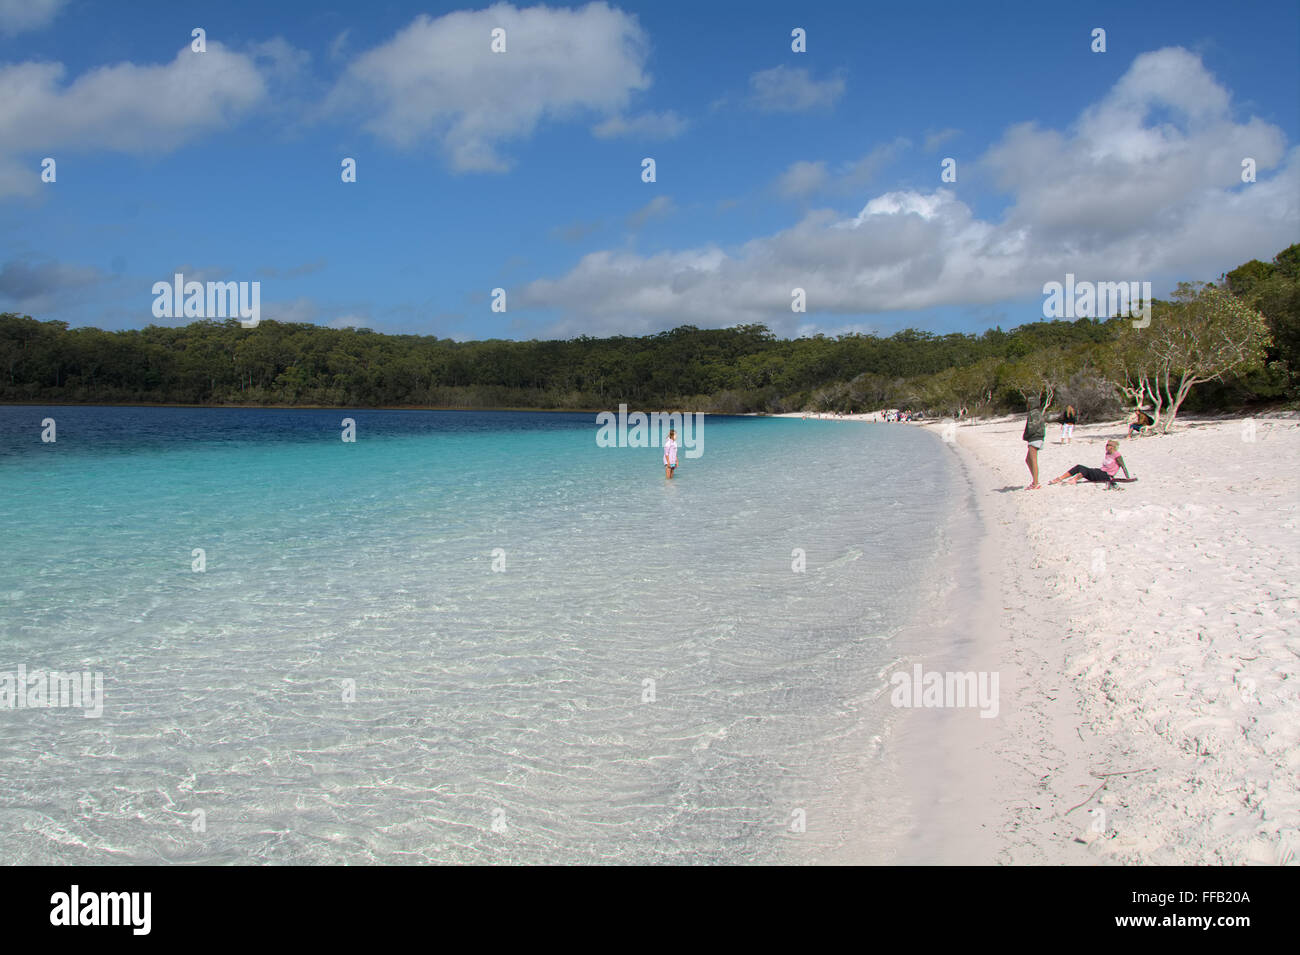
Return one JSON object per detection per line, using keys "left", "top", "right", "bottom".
{"left": 3, "top": 246, "right": 1296, "bottom": 422}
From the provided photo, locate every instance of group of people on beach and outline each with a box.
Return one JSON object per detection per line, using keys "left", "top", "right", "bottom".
{"left": 662, "top": 401, "right": 1138, "bottom": 488}
{"left": 1022, "top": 395, "right": 1133, "bottom": 490}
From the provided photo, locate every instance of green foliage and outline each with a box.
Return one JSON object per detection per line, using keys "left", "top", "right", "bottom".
{"left": 2, "top": 248, "right": 1296, "bottom": 416}
{"left": 1225, "top": 244, "right": 1300, "bottom": 394}
{"left": 1146, "top": 282, "right": 1272, "bottom": 430}
{"left": 0, "top": 312, "right": 1109, "bottom": 412}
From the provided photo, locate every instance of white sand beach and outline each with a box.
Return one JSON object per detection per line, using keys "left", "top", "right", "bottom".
{"left": 783, "top": 411, "right": 1300, "bottom": 864}
{"left": 930, "top": 414, "right": 1300, "bottom": 864}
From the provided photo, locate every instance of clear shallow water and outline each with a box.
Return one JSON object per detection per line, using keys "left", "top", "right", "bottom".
{"left": 0, "top": 406, "right": 972, "bottom": 864}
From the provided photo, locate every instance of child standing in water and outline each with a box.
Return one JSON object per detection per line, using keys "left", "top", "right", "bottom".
{"left": 664, "top": 428, "right": 678, "bottom": 479}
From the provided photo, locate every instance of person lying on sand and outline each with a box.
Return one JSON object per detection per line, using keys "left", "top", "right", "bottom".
{"left": 1048, "top": 439, "right": 1132, "bottom": 487}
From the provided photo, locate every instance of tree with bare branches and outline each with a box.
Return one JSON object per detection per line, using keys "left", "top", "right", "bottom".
{"left": 1145, "top": 283, "right": 1271, "bottom": 432}
{"left": 1102, "top": 311, "right": 1167, "bottom": 428}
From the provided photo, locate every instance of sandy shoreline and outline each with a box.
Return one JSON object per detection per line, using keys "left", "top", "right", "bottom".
{"left": 794, "top": 411, "right": 1300, "bottom": 864}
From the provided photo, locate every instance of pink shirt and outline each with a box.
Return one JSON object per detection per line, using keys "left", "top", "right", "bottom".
{"left": 664, "top": 438, "right": 678, "bottom": 466}
{"left": 1102, "top": 450, "right": 1121, "bottom": 475}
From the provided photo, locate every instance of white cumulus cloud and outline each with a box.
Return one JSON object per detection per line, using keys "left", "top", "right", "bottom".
{"left": 328, "top": 2, "right": 655, "bottom": 171}
{"left": 522, "top": 48, "right": 1299, "bottom": 336}
{"left": 0, "top": 43, "right": 268, "bottom": 197}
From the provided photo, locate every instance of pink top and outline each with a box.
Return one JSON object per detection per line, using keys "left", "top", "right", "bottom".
{"left": 1102, "top": 449, "right": 1121, "bottom": 475}
{"left": 664, "top": 438, "right": 678, "bottom": 467}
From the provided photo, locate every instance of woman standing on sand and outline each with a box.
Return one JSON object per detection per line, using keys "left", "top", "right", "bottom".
{"left": 1061, "top": 405, "right": 1077, "bottom": 444}
{"left": 1023, "top": 394, "right": 1046, "bottom": 489}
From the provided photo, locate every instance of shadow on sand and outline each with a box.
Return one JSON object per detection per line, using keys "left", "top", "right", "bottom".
{"left": 1053, "top": 431, "right": 1145, "bottom": 443}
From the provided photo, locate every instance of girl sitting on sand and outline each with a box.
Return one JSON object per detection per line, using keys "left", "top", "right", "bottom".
{"left": 1048, "top": 439, "right": 1132, "bottom": 487}
{"left": 1128, "top": 409, "right": 1154, "bottom": 436}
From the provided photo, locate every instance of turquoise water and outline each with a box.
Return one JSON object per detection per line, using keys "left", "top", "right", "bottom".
{"left": 0, "top": 406, "right": 973, "bottom": 864}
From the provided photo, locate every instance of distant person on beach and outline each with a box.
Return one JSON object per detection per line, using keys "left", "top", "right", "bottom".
{"left": 664, "top": 428, "right": 678, "bottom": 479}
{"left": 1022, "top": 394, "right": 1046, "bottom": 489}
{"left": 1128, "top": 409, "right": 1154, "bottom": 436}
{"left": 1061, "top": 405, "right": 1077, "bottom": 444}
{"left": 1048, "top": 439, "right": 1132, "bottom": 487}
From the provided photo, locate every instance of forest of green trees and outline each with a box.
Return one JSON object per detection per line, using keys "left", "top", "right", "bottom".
{"left": 2, "top": 245, "right": 1296, "bottom": 422}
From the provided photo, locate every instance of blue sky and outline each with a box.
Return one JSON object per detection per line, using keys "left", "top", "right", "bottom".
{"left": 1, "top": 0, "right": 1297, "bottom": 340}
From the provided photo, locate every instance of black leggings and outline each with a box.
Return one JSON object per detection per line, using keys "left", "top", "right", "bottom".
{"left": 1068, "top": 465, "right": 1113, "bottom": 483}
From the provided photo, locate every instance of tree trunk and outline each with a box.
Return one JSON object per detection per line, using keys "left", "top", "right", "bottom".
{"left": 1116, "top": 383, "right": 1142, "bottom": 413}
{"left": 1164, "top": 373, "right": 1204, "bottom": 432}
{"left": 1160, "top": 369, "right": 1178, "bottom": 432}
{"left": 1142, "top": 374, "right": 1163, "bottom": 429}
